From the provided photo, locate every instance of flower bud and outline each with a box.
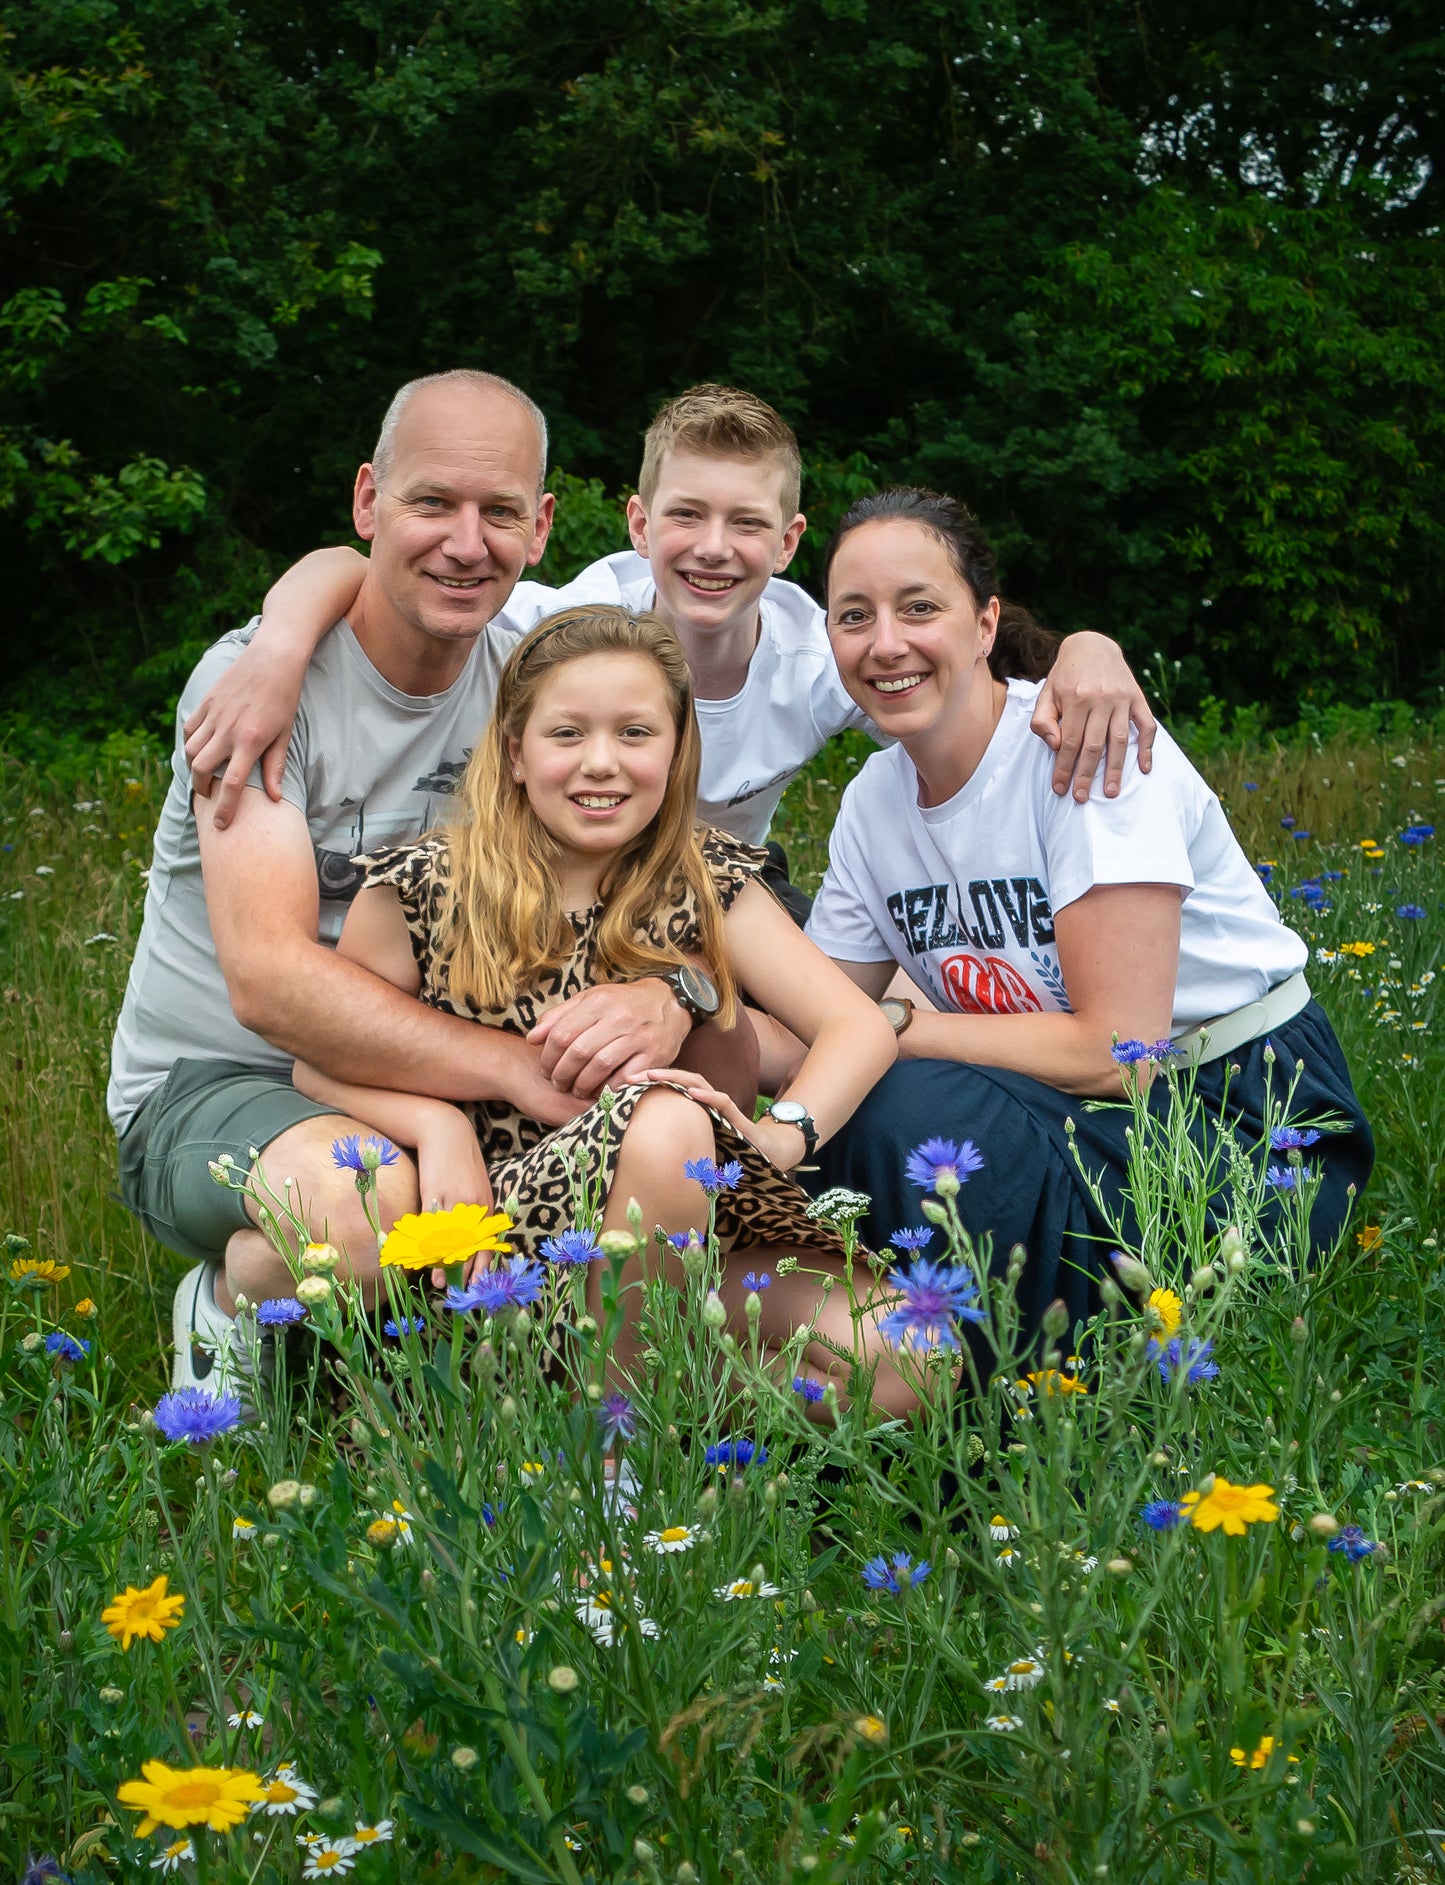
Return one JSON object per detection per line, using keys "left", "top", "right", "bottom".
{"left": 1110, "top": 1253, "right": 1153, "bottom": 1293}
{"left": 451, "top": 1746, "right": 479, "bottom": 1771}
{"left": 1041, "top": 1298, "right": 1070, "bottom": 1339}
{"left": 498, "top": 1396, "right": 518, "bottom": 1424}
{"left": 1307, "top": 1513, "right": 1340, "bottom": 1538}
{"left": 19, "top": 1331, "right": 41, "bottom": 1352}
{"left": 295, "top": 1274, "right": 333, "bottom": 1307}
{"left": 697, "top": 1485, "right": 718, "bottom": 1517}
{"left": 1099, "top": 1277, "right": 1123, "bottom": 1307}
{"left": 745, "top": 1290, "right": 762, "bottom": 1320}
{"left": 701, "top": 1290, "right": 726, "bottom": 1328}
{"left": 934, "top": 1170, "right": 960, "bottom": 1199}
{"left": 548, "top": 1665, "right": 580, "bottom": 1693}
{"left": 1189, "top": 1265, "right": 1216, "bottom": 1292}
{"left": 677, "top": 1864, "right": 699, "bottom": 1884}
{"left": 267, "top": 1479, "right": 302, "bottom": 1509}
{"left": 598, "top": 1229, "right": 637, "bottom": 1260}
{"left": 634, "top": 1840, "right": 655, "bottom": 1864}
{"left": 301, "top": 1241, "right": 341, "bottom": 1274}
{"left": 72, "top": 1297, "right": 97, "bottom": 1319}
{"left": 297, "top": 1483, "right": 318, "bottom": 1509}
{"left": 920, "top": 1199, "right": 948, "bottom": 1226}
{"left": 1218, "top": 1224, "right": 1247, "bottom": 1267}
{"left": 1107, "top": 1558, "right": 1134, "bottom": 1577}
{"left": 98, "top": 1684, "right": 124, "bottom": 1706}
{"left": 625, "top": 1784, "right": 649, "bottom": 1806}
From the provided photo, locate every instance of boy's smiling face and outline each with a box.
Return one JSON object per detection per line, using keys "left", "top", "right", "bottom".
{"left": 626, "top": 450, "right": 806, "bottom": 649}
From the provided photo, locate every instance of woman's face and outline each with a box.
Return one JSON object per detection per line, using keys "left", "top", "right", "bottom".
{"left": 508, "top": 652, "right": 678, "bottom": 868}
{"left": 825, "top": 519, "right": 998, "bottom": 740}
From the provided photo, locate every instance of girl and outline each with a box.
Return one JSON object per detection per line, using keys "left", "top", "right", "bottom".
{"left": 293, "top": 604, "right": 903, "bottom": 1397}
{"left": 801, "top": 488, "right": 1373, "bottom": 1334}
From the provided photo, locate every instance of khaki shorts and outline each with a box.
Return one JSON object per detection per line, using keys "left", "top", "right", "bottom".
{"left": 116, "top": 1058, "right": 338, "bottom": 1265}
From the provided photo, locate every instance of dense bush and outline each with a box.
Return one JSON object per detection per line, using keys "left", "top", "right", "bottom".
{"left": 4, "top": 0, "right": 1444, "bottom": 740}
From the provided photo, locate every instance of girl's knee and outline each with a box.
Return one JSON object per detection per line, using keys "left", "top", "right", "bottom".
{"left": 623, "top": 1086, "right": 715, "bottom": 1157}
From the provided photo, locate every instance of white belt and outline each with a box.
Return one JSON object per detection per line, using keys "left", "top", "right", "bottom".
{"left": 1172, "top": 970, "right": 1312, "bottom": 1069}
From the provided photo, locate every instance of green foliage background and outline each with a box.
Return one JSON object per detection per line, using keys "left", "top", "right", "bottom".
{"left": 4, "top": 0, "right": 1444, "bottom": 745}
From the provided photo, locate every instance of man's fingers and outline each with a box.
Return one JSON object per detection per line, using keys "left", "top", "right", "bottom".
{"left": 1029, "top": 697, "right": 1064, "bottom": 752}
{"left": 1051, "top": 717, "right": 1086, "bottom": 797}
{"left": 1099, "top": 703, "right": 1135, "bottom": 799}
{"left": 261, "top": 732, "right": 290, "bottom": 803}
{"left": 1071, "top": 721, "right": 1108, "bottom": 803}
{"left": 213, "top": 755, "right": 252, "bottom": 831}
{"left": 1133, "top": 694, "right": 1157, "bottom": 773}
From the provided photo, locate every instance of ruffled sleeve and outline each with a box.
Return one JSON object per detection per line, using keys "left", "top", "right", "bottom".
{"left": 354, "top": 836, "right": 450, "bottom": 984}
{"left": 697, "top": 825, "right": 769, "bottom": 914}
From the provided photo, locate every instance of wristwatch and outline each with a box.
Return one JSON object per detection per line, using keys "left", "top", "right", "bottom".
{"left": 765, "top": 1098, "right": 819, "bottom": 1164}
{"left": 880, "top": 996, "right": 916, "bottom": 1035}
{"left": 660, "top": 964, "right": 720, "bottom": 1024}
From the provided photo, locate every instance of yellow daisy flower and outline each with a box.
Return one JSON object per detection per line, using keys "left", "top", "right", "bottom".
{"left": 1181, "top": 1476, "right": 1279, "bottom": 1535}
{"left": 117, "top": 1760, "right": 263, "bottom": 1835}
{"left": 1146, "top": 1287, "right": 1182, "bottom": 1336}
{"left": 102, "top": 1574, "right": 186, "bottom": 1650}
{"left": 380, "top": 1203, "right": 513, "bottom": 1271}
{"left": 9, "top": 1257, "right": 70, "bottom": 1285}
{"left": 1229, "top": 1734, "right": 1298, "bottom": 1769}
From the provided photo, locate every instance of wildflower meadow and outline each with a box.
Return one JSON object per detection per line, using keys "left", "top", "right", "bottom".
{"left": 2, "top": 715, "right": 1443, "bottom": 1883}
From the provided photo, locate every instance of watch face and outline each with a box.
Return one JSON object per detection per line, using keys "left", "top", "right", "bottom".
{"left": 770, "top": 1100, "right": 807, "bottom": 1124}
{"left": 678, "top": 965, "right": 720, "bottom": 1014}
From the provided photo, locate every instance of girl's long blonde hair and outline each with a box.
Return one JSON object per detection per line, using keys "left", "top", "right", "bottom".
{"left": 437, "top": 604, "right": 738, "bottom": 1024}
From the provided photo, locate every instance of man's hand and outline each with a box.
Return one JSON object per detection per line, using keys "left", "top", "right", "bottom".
{"left": 529, "top": 980, "right": 691, "bottom": 1099}
{"left": 185, "top": 637, "right": 309, "bottom": 831}
{"left": 1031, "top": 631, "right": 1156, "bottom": 803}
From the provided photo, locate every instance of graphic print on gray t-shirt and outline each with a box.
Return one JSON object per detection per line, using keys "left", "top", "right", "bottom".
{"left": 107, "top": 615, "right": 519, "bottom": 1131}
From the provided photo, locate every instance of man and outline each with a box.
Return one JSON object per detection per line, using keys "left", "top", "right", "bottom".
{"left": 110, "top": 369, "right": 705, "bottom": 1390}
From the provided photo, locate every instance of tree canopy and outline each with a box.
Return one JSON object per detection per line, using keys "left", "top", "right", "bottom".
{"left": 4, "top": 0, "right": 1442, "bottom": 737}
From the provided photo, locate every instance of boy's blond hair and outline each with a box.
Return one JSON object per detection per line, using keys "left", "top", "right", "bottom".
{"left": 638, "top": 384, "right": 802, "bottom": 518}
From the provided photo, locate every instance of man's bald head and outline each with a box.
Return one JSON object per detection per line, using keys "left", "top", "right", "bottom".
{"left": 372, "top": 369, "right": 549, "bottom": 499}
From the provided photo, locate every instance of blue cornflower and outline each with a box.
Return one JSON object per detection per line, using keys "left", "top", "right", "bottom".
{"left": 705, "top": 1438, "right": 765, "bottom": 1471}
{"left": 667, "top": 1230, "right": 703, "bottom": 1251}
{"left": 888, "top": 1226, "right": 934, "bottom": 1253}
{"left": 1292, "top": 829, "right": 1311, "bottom": 841}
{"left": 861, "top": 1551, "right": 932, "bottom": 1594}
{"left": 332, "top": 1133, "right": 400, "bottom": 1174}
{"left": 255, "top": 1297, "right": 307, "bottom": 1327}
{"left": 1400, "top": 824, "right": 1434, "bottom": 845}
{"left": 904, "top": 1137, "right": 985, "bottom": 1192}
{"left": 45, "top": 1331, "right": 89, "bottom": 1362}
{"left": 1280, "top": 816, "right": 1296, "bottom": 829}
{"left": 684, "top": 1157, "right": 743, "bottom": 1195}
{"left": 877, "top": 1258, "right": 987, "bottom": 1353}
{"left": 597, "top": 1392, "right": 638, "bottom": 1447}
{"left": 792, "top": 1376, "right": 826, "bottom": 1403}
{"left": 540, "top": 1229, "right": 601, "bottom": 1266}
{"left": 444, "top": 1256, "right": 545, "bottom": 1315}
{"left": 1327, "top": 1525, "right": 1378, "bottom": 1562}
{"left": 1111, "top": 1040, "right": 1150, "bottom": 1064}
{"left": 1267, "top": 1163, "right": 1314, "bottom": 1191}
{"left": 20, "top": 1860, "right": 72, "bottom": 1885}
{"left": 1397, "top": 904, "right": 1427, "bottom": 919}
{"left": 382, "top": 1313, "right": 425, "bottom": 1337}
{"left": 1270, "top": 1126, "right": 1322, "bottom": 1152}
{"left": 481, "top": 1502, "right": 498, "bottom": 1526}
{"left": 1155, "top": 1336, "right": 1219, "bottom": 1385}
{"left": 1243, "top": 782, "right": 1259, "bottom": 792}
{"left": 1256, "top": 863, "right": 1273, "bottom": 883}
{"left": 1140, "top": 1500, "right": 1186, "bottom": 1531}
{"left": 153, "top": 1386, "right": 242, "bottom": 1446}
{"left": 742, "top": 1271, "right": 772, "bottom": 1292}
{"left": 1322, "top": 870, "right": 1345, "bottom": 881}
{"left": 1148, "top": 1039, "right": 1181, "bottom": 1062}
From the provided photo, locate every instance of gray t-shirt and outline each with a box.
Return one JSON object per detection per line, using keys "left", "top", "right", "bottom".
{"left": 107, "top": 616, "right": 521, "bottom": 1131}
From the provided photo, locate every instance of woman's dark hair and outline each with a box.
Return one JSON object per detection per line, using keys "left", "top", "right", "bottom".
{"left": 822, "top": 487, "right": 1059, "bottom": 682}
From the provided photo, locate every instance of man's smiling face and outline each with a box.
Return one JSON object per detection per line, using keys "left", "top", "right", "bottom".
{"left": 353, "top": 379, "right": 553, "bottom": 655}
{"left": 626, "top": 449, "right": 805, "bottom": 646}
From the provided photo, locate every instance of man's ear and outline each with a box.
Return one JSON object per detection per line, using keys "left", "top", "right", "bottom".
{"left": 625, "top": 493, "right": 650, "bottom": 558}
{"left": 526, "top": 492, "right": 556, "bottom": 568}
{"left": 773, "top": 511, "right": 807, "bottom": 576}
{"left": 353, "top": 464, "right": 380, "bottom": 541}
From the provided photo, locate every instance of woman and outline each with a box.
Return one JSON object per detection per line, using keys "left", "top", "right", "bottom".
{"left": 801, "top": 488, "right": 1373, "bottom": 1333}
{"left": 292, "top": 604, "right": 905, "bottom": 1400}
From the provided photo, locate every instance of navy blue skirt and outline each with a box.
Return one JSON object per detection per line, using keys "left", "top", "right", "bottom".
{"left": 803, "top": 1000, "right": 1374, "bottom": 1338}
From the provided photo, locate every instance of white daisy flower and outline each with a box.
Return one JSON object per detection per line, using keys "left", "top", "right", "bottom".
{"left": 1073, "top": 1553, "right": 1098, "bottom": 1573}
{"left": 995, "top": 1546, "right": 1022, "bottom": 1569}
{"left": 151, "top": 1839, "right": 195, "bottom": 1872}
{"left": 388, "top": 1500, "right": 414, "bottom": 1542}
{"left": 715, "top": 1577, "right": 780, "bottom": 1601}
{"left": 1002, "top": 1652, "right": 1045, "bottom": 1691}
{"left": 232, "top": 1518, "right": 257, "bottom": 1540}
{"left": 227, "top": 1709, "right": 264, "bottom": 1728}
{"left": 302, "top": 1845, "right": 358, "bottom": 1879}
{"left": 985, "top": 1713, "right": 1024, "bottom": 1732}
{"left": 988, "top": 1515, "right": 1018, "bottom": 1542}
{"left": 1397, "top": 1479, "right": 1433, "bottom": 1493}
{"left": 1104, "top": 1698, "right": 1122, "bottom": 1715}
{"left": 644, "top": 1524, "right": 697, "bottom": 1553}
{"left": 254, "top": 1769, "right": 319, "bottom": 1815}
{"left": 982, "top": 1675, "right": 1009, "bottom": 1694}
{"left": 349, "top": 1821, "right": 394, "bottom": 1846}
{"left": 576, "top": 1595, "right": 659, "bottom": 1646}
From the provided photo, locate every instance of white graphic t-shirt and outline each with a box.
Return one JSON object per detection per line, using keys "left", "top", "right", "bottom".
{"left": 806, "top": 679, "right": 1306, "bottom": 1029}
{"left": 498, "top": 552, "right": 877, "bottom": 843}
{"left": 108, "top": 617, "right": 522, "bottom": 1130}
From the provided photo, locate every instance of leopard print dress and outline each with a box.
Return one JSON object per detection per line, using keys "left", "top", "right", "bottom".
{"left": 357, "top": 828, "right": 850, "bottom": 1261}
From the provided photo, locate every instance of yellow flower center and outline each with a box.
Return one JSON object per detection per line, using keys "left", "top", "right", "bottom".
{"left": 660, "top": 1527, "right": 690, "bottom": 1544}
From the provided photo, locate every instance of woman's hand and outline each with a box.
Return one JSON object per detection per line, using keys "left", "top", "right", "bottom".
{"left": 635, "top": 1068, "right": 804, "bottom": 1172}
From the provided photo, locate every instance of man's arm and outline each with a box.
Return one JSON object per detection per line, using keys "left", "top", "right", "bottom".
{"left": 1031, "top": 632, "right": 1157, "bottom": 803}
{"left": 195, "top": 784, "right": 585, "bottom": 1125}
{"left": 185, "top": 547, "right": 370, "bottom": 830}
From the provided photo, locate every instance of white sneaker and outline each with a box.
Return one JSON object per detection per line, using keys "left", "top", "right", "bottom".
{"left": 170, "top": 1261, "right": 270, "bottom": 1396}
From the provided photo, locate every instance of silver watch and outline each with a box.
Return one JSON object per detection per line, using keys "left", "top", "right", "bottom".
{"left": 765, "top": 1098, "right": 818, "bottom": 1163}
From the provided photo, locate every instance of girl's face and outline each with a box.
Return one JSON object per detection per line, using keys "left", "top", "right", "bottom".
{"left": 508, "top": 651, "right": 678, "bottom": 871}
{"left": 825, "top": 518, "right": 998, "bottom": 740}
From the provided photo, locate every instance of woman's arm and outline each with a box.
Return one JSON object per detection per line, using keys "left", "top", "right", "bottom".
{"left": 186, "top": 546, "right": 370, "bottom": 830}
{"left": 892, "top": 882, "right": 1181, "bottom": 1096}
{"left": 687, "top": 881, "right": 897, "bottom": 1171}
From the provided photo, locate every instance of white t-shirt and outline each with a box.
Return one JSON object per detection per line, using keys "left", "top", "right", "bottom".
{"left": 497, "top": 552, "right": 876, "bottom": 843}
{"left": 107, "top": 617, "right": 523, "bottom": 1130}
{"left": 806, "top": 678, "right": 1306, "bottom": 1029}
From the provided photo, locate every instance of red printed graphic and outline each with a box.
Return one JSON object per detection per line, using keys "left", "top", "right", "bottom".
{"left": 939, "top": 952, "right": 1043, "bottom": 1015}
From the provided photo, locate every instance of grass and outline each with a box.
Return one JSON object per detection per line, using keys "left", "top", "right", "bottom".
{"left": 0, "top": 719, "right": 1443, "bottom": 1882}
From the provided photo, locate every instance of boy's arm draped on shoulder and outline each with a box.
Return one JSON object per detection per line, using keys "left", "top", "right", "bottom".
{"left": 1030, "top": 630, "right": 1157, "bottom": 803}
{"left": 185, "top": 545, "right": 369, "bottom": 831}
{"left": 193, "top": 787, "right": 585, "bottom": 1127}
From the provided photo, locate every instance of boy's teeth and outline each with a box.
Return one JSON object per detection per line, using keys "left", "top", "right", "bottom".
{"left": 686, "top": 576, "right": 737, "bottom": 590}
{"left": 875, "top": 675, "right": 925, "bottom": 693}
